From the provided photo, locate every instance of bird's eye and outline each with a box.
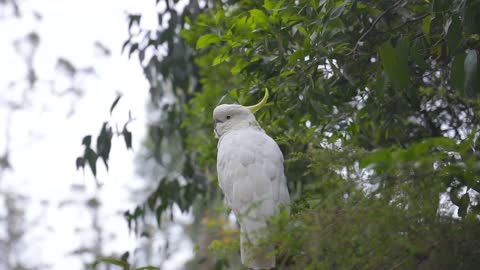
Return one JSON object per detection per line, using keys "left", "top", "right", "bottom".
{"left": 226, "top": 115, "right": 231, "bottom": 120}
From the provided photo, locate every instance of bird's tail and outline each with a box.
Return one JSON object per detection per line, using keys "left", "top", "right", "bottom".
{"left": 240, "top": 221, "right": 275, "bottom": 270}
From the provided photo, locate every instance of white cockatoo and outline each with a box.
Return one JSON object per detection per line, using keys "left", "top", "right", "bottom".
{"left": 213, "top": 89, "right": 290, "bottom": 270}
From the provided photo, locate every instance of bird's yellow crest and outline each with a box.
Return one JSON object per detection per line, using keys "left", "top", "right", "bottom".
{"left": 246, "top": 89, "right": 269, "bottom": 114}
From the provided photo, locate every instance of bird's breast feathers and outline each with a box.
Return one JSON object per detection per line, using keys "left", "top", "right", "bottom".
{"left": 217, "top": 128, "right": 289, "bottom": 217}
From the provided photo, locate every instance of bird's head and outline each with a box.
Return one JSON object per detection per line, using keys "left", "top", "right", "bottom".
{"left": 213, "top": 89, "right": 269, "bottom": 138}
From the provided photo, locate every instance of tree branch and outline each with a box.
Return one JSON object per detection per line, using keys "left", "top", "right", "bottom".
{"left": 391, "top": 13, "right": 429, "bottom": 32}
{"left": 350, "top": 0, "right": 404, "bottom": 54}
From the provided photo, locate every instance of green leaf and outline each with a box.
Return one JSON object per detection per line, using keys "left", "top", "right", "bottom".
{"left": 120, "top": 251, "right": 130, "bottom": 262}
{"left": 464, "top": 49, "right": 479, "bottom": 97}
{"left": 449, "top": 186, "right": 462, "bottom": 206}
{"left": 463, "top": 0, "right": 480, "bottom": 35}
{"left": 121, "top": 39, "right": 130, "bottom": 54}
{"left": 359, "top": 148, "right": 393, "bottom": 174}
{"left": 110, "top": 94, "right": 122, "bottom": 115}
{"left": 445, "top": 16, "right": 462, "bottom": 53}
{"left": 280, "top": 70, "right": 296, "bottom": 77}
{"left": 263, "top": 0, "right": 284, "bottom": 10}
{"left": 215, "top": 10, "right": 224, "bottom": 25}
{"left": 410, "top": 43, "right": 427, "bottom": 70}
{"left": 124, "top": 210, "right": 132, "bottom": 231}
{"left": 128, "top": 14, "right": 141, "bottom": 31}
{"left": 228, "top": 89, "right": 239, "bottom": 100}
{"left": 85, "top": 148, "right": 97, "bottom": 177}
{"left": 296, "top": 25, "right": 308, "bottom": 37}
{"left": 147, "top": 194, "right": 157, "bottom": 211}
{"left": 212, "top": 53, "right": 228, "bottom": 66}
{"left": 156, "top": 205, "right": 162, "bottom": 226}
{"left": 375, "top": 67, "right": 385, "bottom": 102}
{"left": 249, "top": 9, "right": 268, "bottom": 27}
{"left": 75, "top": 157, "right": 84, "bottom": 170}
{"left": 134, "top": 206, "right": 144, "bottom": 218}
{"left": 451, "top": 52, "right": 466, "bottom": 91}
{"left": 196, "top": 33, "right": 221, "bottom": 49}
{"left": 93, "top": 257, "right": 129, "bottom": 268}
{"left": 82, "top": 135, "right": 92, "bottom": 147}
{"left": 422, "top": 15, "right": 431, "bottom": 43}
{"left": 289, "top": 49, "right": 307, "bottom": 63}
{"left": 458, "top": 192, "right": 470, "bottom": 218}
{"left": 330, "top": 2, "right": 346, "bottom": 19}
{"left": 135, "top": 266, "right": 160, "bottom": 270}
{"left": 433, "top": 0, "right": 449, "bottom": 12}
{"left": 231, "top": 58, "right": 248, "bottom": 75}
{"left": 123, "top": 125, "right": 133, "bottom": 150}
{"left": 378, "top": 40, "right": 410, "bottom": 88}
{"left": 429, "top": 137, "right": 457, "bottom": 150}
{"left": 128, "top": 43, "right": 139, "bottom": 59}
{"left": 96, "top": 123, "right": 113, "bottom": 170}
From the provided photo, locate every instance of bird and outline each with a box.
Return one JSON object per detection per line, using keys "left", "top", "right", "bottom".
{"left": 213, "top": 89, "right": 290, "bottom": 270}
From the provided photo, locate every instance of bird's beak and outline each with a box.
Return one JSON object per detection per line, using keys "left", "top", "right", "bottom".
{"left": 213, "top": 119, "right": 222, "bottom": 138}
{"left": 246, "top": 88, "right": 269, "bottom": 114}
{"left": 214, "top": 119, "right": 222, "bottom": 128}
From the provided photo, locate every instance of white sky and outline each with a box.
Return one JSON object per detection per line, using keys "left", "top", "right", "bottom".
{"left": 0, "top": 0, "right": 193, "bottom": 269}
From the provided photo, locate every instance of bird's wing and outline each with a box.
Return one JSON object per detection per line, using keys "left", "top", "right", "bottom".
{"left": 217, "top": 128, "right": 290, "bottom": 270}
{"left": 217, "top": 129, "right": 290, "bottom": 220}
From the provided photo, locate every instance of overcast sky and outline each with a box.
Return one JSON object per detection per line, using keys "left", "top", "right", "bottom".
{"left": 0, "top": 0, "right": 192, "bottom": 269}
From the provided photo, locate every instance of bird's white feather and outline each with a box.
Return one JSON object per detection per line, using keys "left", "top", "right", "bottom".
{"left": 217, "top": 127, "right": 290, "bottom": 269}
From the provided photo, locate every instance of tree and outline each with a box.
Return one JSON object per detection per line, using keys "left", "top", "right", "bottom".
{"left": 96, "top": 0, "right": 480, "bottom": 269}
{"left": 0, "top": 1, "right": 118, "bottom": 269}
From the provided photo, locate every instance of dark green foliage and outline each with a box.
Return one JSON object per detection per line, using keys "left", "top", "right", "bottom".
{"left": 96, "top": 122, "right": 113, "bottom": 170}
{"left": 110, "top": 94, "right": 122, "bottom": 115}
{"left": 87, "top": 0, "right": 480, "bottom": 268}
{"left": 122, "top": 124, "right": 132, "bottom": 150}
{"left": 78, "top": 134, "right": 99, "bottom": 177}
{"left": 76, "top": 118, "right": 132, "bottom": 179}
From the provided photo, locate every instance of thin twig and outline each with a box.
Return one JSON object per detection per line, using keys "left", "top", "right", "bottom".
{"left": 350, "top": 0, "right": 404, "bottom": 54}
{"left": 391, "top": 13, "right": 429, "bottom": 32}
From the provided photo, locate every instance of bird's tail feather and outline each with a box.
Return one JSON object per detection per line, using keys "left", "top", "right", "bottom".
{"left": 240, "top": 222, "right": 275, "bottom": 270}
